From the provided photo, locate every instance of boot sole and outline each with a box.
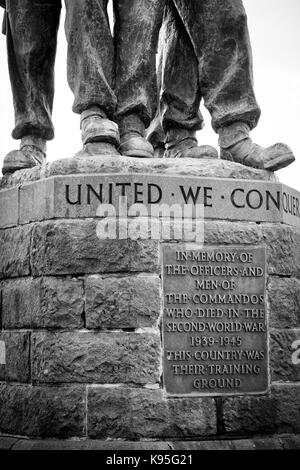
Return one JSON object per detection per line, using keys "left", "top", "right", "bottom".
{"left": 122, "top": 149, "right": 154, "bottom": 158}
{"left": 2, "top": 162, "right": 36, "bottom": 175}
{"left": 264, "top": 152, "right": 295, "bottom": 172}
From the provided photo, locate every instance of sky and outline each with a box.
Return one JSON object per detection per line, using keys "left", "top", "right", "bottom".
{"left": 0, "top": 0, "right": 299, "bottom": 190}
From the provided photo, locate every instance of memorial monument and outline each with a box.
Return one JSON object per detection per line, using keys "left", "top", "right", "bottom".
{"left": 0, "top": 0, "right": 299, "bottom": 449}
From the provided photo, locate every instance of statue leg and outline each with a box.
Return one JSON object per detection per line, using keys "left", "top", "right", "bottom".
{"left": 2, "top": 0, "right": 60, "bottom": 174}
{"left": 113, "top": 0, "right": 164, "bottom": 158}
{"left": 145, "top": 24, "right": 165, "bottom": 159}
{"left": 158, "top": 0, "right": 217, "bottom": 159}
{"left": 65, "top": 0, "right": 120, "bottom": 157}
{"left": 174, "top": 0, "right": 295, "bottom": 171}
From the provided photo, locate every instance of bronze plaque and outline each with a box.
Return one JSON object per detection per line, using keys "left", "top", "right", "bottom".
{"left": 162, "top": 245, "right": 268, "bottom": 396}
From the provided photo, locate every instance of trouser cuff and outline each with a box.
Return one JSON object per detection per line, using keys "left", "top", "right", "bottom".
{"left": 80, "top": 106, "right": 107, "bottom": 128}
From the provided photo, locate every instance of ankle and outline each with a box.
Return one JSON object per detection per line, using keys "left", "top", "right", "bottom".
{"left": 165, "top": 128, "right": 198, "bottom": 151}
{"left": 118, "top": 114, "right": 145, "bottom": 138}
{"left": 80, "top": 106, "right": 107, "bottom": 129}
{"left": 20, "top": 136, "right": 47, "bottom": 153}
{"left": 218, "top": 122, "right": 251, "bottom": 149}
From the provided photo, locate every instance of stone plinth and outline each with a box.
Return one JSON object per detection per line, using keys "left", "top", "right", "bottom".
{"left": 0, "top": 156, "right": 299, "bottom": 439}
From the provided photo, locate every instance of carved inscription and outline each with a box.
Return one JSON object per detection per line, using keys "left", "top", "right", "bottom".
{"left": 162, "top": 245, "right": 268, "bottom": 396}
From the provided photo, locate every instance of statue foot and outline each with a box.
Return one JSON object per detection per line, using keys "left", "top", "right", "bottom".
{"left": 81, "top": 107, "right": 120, "bottom": 147}
{"left": 164, "top": 128, "right": 218, "bottom": 159}
{"left": 220, "top": 140, "right": 295, "bottom": 171}
{"left": 218, "top": 122, "right": 295, "bottom": 171}
{"left": 165, "top": 143, "right": 218, "bottom": 159}
{"left": 119, "top": 132, "right": 154, "bottom": 158}
{"left": 2, "top": 145, "right": 46, "bottom": 175}
{"left": 74, "top": 142, "right": 120, "bottom": 159}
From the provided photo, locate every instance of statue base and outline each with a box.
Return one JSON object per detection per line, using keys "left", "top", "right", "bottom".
{"left": 0, "top": 156, "right": 299, "bottom": 441}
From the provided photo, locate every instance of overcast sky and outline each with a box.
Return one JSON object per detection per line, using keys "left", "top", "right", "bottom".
{"left": 0, "top": 0, "right": 299, "bottom": 190}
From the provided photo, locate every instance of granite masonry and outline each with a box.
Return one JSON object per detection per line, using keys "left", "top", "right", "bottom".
{"left": 0, "top": 156, "right": 299, "bottom": 441}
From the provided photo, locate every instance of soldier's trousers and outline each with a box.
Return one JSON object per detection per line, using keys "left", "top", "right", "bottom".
{"left": 159, "top": 0, "right": 261, "bottom": 134}
{"left": 5, "top": 0, "right": 163, "bottom": 140}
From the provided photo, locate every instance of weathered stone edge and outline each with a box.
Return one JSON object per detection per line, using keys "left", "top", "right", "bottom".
{"left": 0, "top": 434, "right": 299, "bottom": 450}
{"left": 1, "top": 173, "right": 299, "bottom": 228}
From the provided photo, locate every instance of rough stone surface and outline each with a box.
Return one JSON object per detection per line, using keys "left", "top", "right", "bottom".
{"left": 270, "top": 329, "right": 300, "bottom": 382}
{"left": 0, "top": 225, "right": 32, "bottom": 279}
{"left": 2, "top": 436, "right": 300, "bottom": 450}
{"left": 87, "top": 386, "right": 216, "bottom": 439}
{"left": 85, "top": 274, "right": 161, "bottom": 329}
{"left": 268, "top": 278, "right": 300, "bottom": 328}
{"left": 2, "top": 277, "right": 84, "bottom": 329}
{"left": 279, "top": 434, "right": 300, "bottom": 450}
{"left": 263, "top": 225, "right": 300, "bottom": 277}
{"left": 170, "top": 440, "right": 232, "bottom": 450}
{"left": 0, "top": 187, "right": 19, "bottom": 229}
{"left": 0, "top": 437, "right": 19, "bottom": 450}
{"left": 203, "top": 221, "right": 262, "bottom": 245}
{"left": 31, "top": 331, "right": 161, "bottom": 384}
{"left": 0, "top": 384, "right": 86, "bottom": 438}
{"left": 230, "top": 439, "right": 256, "bottom": 450}
{"left": 19, "top": 178, "right": 55, "bottom": 224}
{"left": 11, "top": 439, "right": 171, "bottom": 450}
{"left": 0, "top": 331, "right": 30, "bottom": 382}
{"left": 251, "top": 437, "right": 283, "bottom": 450}
{"left": 222, "top": 384, "right": 300, "bottom": 435}
{"left": 1, "top": 278, "right": 36, "bottom": 328}
{"left": 0, "top": 157, "right": 277, "bottom": 191}
{"left": 31, "top": 220, "right": 160, "bottom": 276}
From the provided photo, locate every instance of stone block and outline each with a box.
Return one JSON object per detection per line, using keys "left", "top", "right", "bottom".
{"left": 1, "top": 278, "right": 35, "bottom": 328}
{"left": 2, "top": 277, "right": 84, "bottom": 329}
{"left": 0, "top": 225, "right": 32, "bottom": 279}
{"left": 252, "top": 437, "right": 282, "bottom": 450}
{"left": 0, "top": 331, "right": 30, "bottom": 382}
{"left": 34, "top": 276, "right": 84, "bottom": 328}
{"left": 268, "top": 278, "right": 300, "bottom": 328}
{"left": 0, "top": 437, "right": 19, "bottom": 450}
{"left": 263, "top": 224, "right": 300, "bottom": 277}
{"left": 222, "top": 384, "right": 300, "bottom": 435}
{"left": 19, "top": 178, "right": 55, "bottom": 224}
{"left": 0, "top": 187, "right": 19, "bottom": 228}
{"left": 31, "top": 331, "right": 161, "bottom": 384}
{"left": 0, "top": 383, "right": 86, "bottom": 438}
{"left": 279, "top": 434, "right": 300, "bottom": 450}
{"left": 85, "top": 274, "right": 161, "bottom": 329}
{"left": 203, "top": 221, "right": 262, "bottom": 245}
{"left": 87, "top": 386, "right": 216, "bottom": 439}
{"left": 170, "top": 440, "right": 232, "bottom": 450}
{"left": 270, "top": 329, "right": 300, "bottom": 382}
{"left": 31, "top": 220, "right": 160, "bottom": 276}
{"left": 230, "top": 439, "right": 256, "bottom": 450}
{"left": 4, "top": 277, "right": 84, "bottom": 329}
{"left": 11, "top": 439, "right": 171, "bottom": 450}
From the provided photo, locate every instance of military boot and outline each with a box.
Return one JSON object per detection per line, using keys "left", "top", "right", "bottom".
{"left": 75, "top": 106, "right": 120, "bottom": 158}
{"left": 2, "top": 136, "right": 46, "bottom": 175}
{"left": 219, "top": 122, "right": 295, "bottom": 171}
{"left": 164, "top": 128, "right": 218, "bottom": 159}
{"left": 119, "top": 114, "right": 154, "bottom": 158}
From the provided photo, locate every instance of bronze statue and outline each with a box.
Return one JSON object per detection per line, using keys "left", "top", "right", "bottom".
{"left": 147, "top": 0, "right": 295, "bottom": 171}
{"left": 1, "top": 0, "right": 163, "bottom": 175}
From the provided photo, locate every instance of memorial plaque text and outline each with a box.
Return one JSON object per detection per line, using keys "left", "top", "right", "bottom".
{"left": 162, "top": 245, "right": 268, "bottom": 396}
